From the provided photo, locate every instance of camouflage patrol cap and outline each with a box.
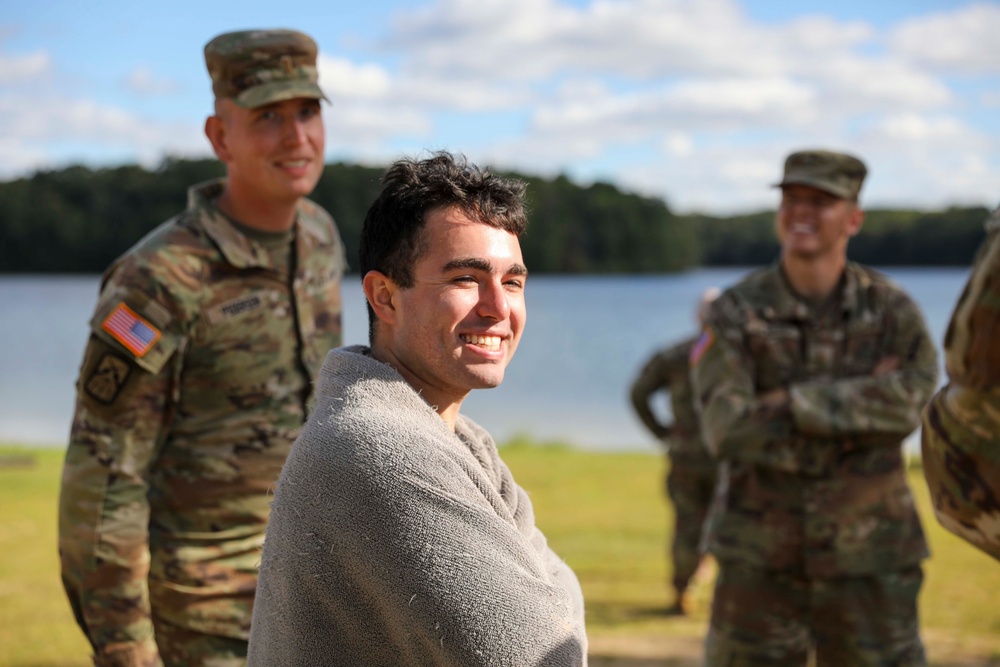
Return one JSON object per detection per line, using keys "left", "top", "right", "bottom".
{"left": 204, "top": 29, "right": 327, "bottom": 108}
{"left": 775, "top": 149, "right": 868, "bottom": 201}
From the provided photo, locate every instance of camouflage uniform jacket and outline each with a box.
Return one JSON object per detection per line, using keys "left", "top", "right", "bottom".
{"left": 630, "top": 336, "right": 714, "bottom": 466}
{"left": 922, "top": 208, "right": 1000, "bottom": 561}
{"left": 691, "top": 262, "right": 938, "bottom": 578}
{"left": 58, "top": 179, "right": 345, "bottom": 663}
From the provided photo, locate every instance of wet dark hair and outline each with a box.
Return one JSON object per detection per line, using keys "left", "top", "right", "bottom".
{"left": 359, "top": 151, "right": 528, "bottom": 340}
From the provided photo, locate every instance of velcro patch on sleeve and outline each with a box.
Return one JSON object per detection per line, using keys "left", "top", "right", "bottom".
{"left": 101, "top": 302, "right": 162, "bottom": 358}
{"left": 690, "top": 328, "right": 716, "bottom": 367}
{"left": 84, "top": 352, "right": 132, "bottom": 404}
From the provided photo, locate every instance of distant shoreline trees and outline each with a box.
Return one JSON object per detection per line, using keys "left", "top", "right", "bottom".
{"left": 0, "top": 158, "right": 988, "bottom": 274}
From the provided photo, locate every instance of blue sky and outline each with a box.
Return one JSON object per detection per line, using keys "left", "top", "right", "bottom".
{"left": 3, "top": 0, "right": 999, "bottom": 213}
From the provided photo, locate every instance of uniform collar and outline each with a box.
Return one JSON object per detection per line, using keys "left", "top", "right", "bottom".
{"left": 760, "top": 261, "right": 869, "bottom": 321}
{"left": 186, "top": 178, "right": 329, "bottom": 269}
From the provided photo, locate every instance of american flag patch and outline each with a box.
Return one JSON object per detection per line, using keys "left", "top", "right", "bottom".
{"left": 101, "top": 302, "right": 161, "bottom": 358}
{"left": 689, "top": 328, "right": 715, "bottom": 366}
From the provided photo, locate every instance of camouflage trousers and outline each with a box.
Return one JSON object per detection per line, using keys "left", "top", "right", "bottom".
{"left": 705, "top": 561, "right": 926, "bottom": 667}
{"left": 666, "top": 455, "right": 716, "bottom": 597}
{"left": 152, "top": 617, "right": 248, "bottom": 667}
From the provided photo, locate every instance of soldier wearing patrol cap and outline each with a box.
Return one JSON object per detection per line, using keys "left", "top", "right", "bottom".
{"left": 58, "top": 29, "right": 345, "bottom": 667}
{"left": 921, "top": 205, "right": 1000, "bottom": 563}
{"left": 691, "top": 149, "right": 938, "bottom": 665}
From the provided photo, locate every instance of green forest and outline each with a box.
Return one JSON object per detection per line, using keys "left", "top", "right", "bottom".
{"left": 0, "top": 158, "right": 990, "bottom": 274}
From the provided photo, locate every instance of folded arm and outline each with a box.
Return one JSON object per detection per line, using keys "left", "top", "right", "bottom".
{"left": 790, "top": 295, "right": 939, "bottom": 439}
{"left": 691, "top": 318, "right": 798, "bottom": 467}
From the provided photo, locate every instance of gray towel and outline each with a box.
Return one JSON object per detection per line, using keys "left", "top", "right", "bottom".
{"left": 248, "top": 346, "right": 587, "bottom": 666}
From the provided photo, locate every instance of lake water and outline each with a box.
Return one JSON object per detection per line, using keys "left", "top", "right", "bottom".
{"left": 0, "top": 267, "right": 969, "bottom": 452}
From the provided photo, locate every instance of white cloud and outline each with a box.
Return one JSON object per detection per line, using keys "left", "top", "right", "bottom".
{"left": 982, "top": 90, "right": 1000, "bottom": 108}
{"left": 124, "top": 66, "right": 181, "bottom": 96}
{"left": 848, "top": 112, "right": 1000, "bottom": 207}
{"left": 890, "top": 3, "right": 1000, "bottom": 74}
{"left": 319, "top": 54, "right": 531, "bottom": 113}
{"left": 0, "top": 137, "right": 51, "bottom": 179}
{"left": 870, "top": 113, "right": 971, "bottom": 144}
{"left": 526, "top": 76, "right": 817, "bottom": 151}
{"left": 866, "top": 151, "right": 1000, "bottom": 210}
{"left": 0, "top": 93, "right": 207, "bottom": 175}
{"left": 193, "top": 0, "right": 1000, "bottom": 217}
{"left": 0, "top": 50, "right": 51, "bottom": 84}
{"left": 4, "top": 0, "right": 999, "bottom": 216}
{"left": 385, "top": 0, "right": 579, "bottom": 80}
{"left": 779, "top": 14, "right": 874, "bottom": 52}
{"left": 385, "top": 0, "right": 877, "bottom": 81}
{"left": 663, "top": 132, "right": 694, "bottom": 157}
{"left": 476, "top": 130, "right": 606, "bottom": 179}
{"left": 665, "top": 77, "right": 817, "bottom": 118}
{"left": 395, "top": 76, "right": 534, "bottom": 112}
{"left": 318, "top": 56, "right": 392, "bottom": 100}
{"left": 612, "top": 129, "right": 1000, "bottom": 215}
{"left": 614, "top": 144, "right": 787, "bottom": 214}
{"left": 324, "top": 103, "right": 431, "bottom": 148}
{"left": 373, "top": 0, "right": 958, "bottom": 165}
{"left": 498, "top": 105, "right": 1000, "bottom": 214}
{"left": 803, "top": 54, "right": 954, "bottom": 114}
{"left": 522, "top": 70, "right": 951, "bottom": 169}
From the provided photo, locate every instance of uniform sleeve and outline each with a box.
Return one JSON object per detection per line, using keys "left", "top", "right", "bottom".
{"left": 921, "top": 222, "right": 1000, "bottom": 561}
{"left": 58, "top": 283, "right": 182, "bottom": 666}
{"left": 629, "top": 348, "right": 676, "bottom": 440}
{"left": 690, "top": 299, "right": 797, "bottom": 466}
{"left": 789, "top": 290, "right": 939, "bottom": 439}
{"left": 921, "top": 384, "right": 1000, "bottom": 561}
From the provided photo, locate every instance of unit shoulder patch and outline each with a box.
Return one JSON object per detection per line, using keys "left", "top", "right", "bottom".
{"left": 84, "top": 352, "right": 132, "bottom": 404}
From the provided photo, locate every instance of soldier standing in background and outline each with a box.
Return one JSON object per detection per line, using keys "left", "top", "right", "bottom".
{"left": 922, "top": 205, "right": 1000, "bottom": 562}
{"left": 691, "top": 149, "right": 938, "bottom": 665}
{"left": 58, "top": 29, "right": 344, "bottom": 666}
{"left": 630, "top": 287, "right": 720, "bottom": 615}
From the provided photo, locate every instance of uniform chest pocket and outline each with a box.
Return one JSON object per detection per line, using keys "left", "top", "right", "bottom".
{"left": 191, "top": 289, "right": 294, "bottom": 376}
{"left": 745, "top": 320, "right": 801, "bottom": 391}
{"left": 840, "top": 319, "right": 884, "bottom": 375}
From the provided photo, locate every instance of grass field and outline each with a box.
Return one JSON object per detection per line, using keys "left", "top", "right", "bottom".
{"left": 2, "top": 442, "right": 999, "bottom": 666}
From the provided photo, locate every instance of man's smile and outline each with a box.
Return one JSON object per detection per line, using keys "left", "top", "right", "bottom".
{"left": 460, "top": 333, "right": 502, "bottom": 352}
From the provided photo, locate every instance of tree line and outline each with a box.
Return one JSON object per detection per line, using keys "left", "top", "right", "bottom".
{"left": 0, "top": 158, "right": 990, "bottom": 274}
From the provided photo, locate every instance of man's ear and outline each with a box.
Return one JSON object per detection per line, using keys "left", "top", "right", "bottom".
{"left": 363, "top": 271, "right": 399, "bottom": 326}
{"left": 204, "top": 114, "right": 231, "bottom": 163}
{"left": 847, "top": 206, "right": 865, "bottom": 238}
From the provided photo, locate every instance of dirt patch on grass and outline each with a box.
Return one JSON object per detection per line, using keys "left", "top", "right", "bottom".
{"left": 589, "top": 634, "right": 703, "bottom": 667}
{"left": 588, "top": 632, "right": 1000, "bottom": 667}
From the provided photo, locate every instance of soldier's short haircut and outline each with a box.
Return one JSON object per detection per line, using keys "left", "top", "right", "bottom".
{"left": 360, "top": 151, "right": 528, "bottom": 338}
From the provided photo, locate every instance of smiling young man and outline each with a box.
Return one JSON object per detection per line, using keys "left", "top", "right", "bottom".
{"left": 58, "top": 29, "right": 344, "bottom": 667}
{"left": 691, "top": 150, "right": 938, "bottom": 666}
{"left": 247, "top": 153, "right": 588, "bottom": 667}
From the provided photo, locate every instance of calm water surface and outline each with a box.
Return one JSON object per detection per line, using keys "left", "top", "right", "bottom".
{"left": 0, "top": 267, "right": 969, "bottom": 451}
